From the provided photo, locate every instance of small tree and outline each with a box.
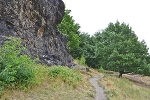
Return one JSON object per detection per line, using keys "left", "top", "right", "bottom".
{"left": 58, "top": 9, "right": 80, "bottom": 55}
{"left": 0, "top": 38, "right": 36, "bottom": 89}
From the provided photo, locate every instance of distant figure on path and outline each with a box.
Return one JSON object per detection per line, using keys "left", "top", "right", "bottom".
{"left": 119, "top": 70, "right": 124, "bottom": 78}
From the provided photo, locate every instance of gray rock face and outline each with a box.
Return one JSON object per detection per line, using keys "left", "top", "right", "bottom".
{"left": 0, "top": 0, "right": 73, "bottom": 66}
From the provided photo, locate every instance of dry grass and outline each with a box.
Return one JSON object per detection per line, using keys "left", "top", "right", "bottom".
{"left": 0, "top": 65, "right": 99, "bottom": 100}
{"left": 124, "top": 74, "right": 150, "bottom": 88}
{"left": 98, "top": 74, "right": 150, "bottom": 100}
{"left": 1, "top": 82, "right": 94, "bottom": 100}
{"left": 2, "top": 63, "right": 150, "bottom": 100}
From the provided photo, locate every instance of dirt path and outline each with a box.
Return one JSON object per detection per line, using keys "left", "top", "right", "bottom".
{"left": 89, "top": 76, "right": 106, "bottom": 100}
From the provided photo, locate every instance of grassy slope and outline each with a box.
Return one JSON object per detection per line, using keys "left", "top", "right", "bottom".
{"left": 98, "top": 74, "right": 150, "bottom": 100}
{"left": 1, "top": 64, "right": 150, "bottom": 100}
{"left": 0, "top": 65, "right": 98, "bottom": 100}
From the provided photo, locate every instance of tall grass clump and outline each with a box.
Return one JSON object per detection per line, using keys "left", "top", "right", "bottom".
{"left": 0, "top": 38, "right": 36, "bottom": 90}
{"left": 99, "top": 67, "right": 105, "bottom": 73}
{"left": 48, "top": 66, "right": 82, "bottom": 86}
{"left": 76, "top": 55, "right": 86, "bottom": 65}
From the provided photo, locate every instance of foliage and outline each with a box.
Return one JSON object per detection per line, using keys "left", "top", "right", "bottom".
{"left": 93, "top": 21, "right": 149, "bottom": 75}
{"left": 48, "top": 66, "right": 82, "bottom": 86}
{"left": 99, "top": 67, "right": 105, "bottom": 73}
{"left": 58, "top": 9, "right": 80, "bottom": 54}
{"left": 0, "top": 38, "right": 36, "bottom": 90}
{"left": 85, "top": 21, "right": 148, "bottom": 73}
{"left": 72, "top": 33, "right": 98, "bottom": 67}
{"left": 0, "top": 64, "right": 95, "bottom": 100}
{"left": 76, "top": 33, "right": 96, "bottom": 59}
{"left": 72, "top": 21, "right": 150, "bottom": 76}
{"left": 142, "top": 64, "right": 150, "bottom": 76}
{"left": 76, "top": 55, "right": 86, "bottom": 65}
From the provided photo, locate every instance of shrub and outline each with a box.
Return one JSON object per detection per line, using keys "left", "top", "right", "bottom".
{"left": 142, "top": 64, "right": 150, "bottom": 76}
{"left": 48, "top": 66, "right": 82, "bottom": 86}
{"left": 99, "top": 67, "right": 105, "bottom": 73}
{"left": 76, "top": 55, "right": 86, "bottom": 65}
{"left": 0, "top": 38, "right": 36, "bottom": 89}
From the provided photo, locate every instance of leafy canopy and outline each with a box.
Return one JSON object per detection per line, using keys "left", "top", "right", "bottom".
{"left": 94, "top": 21, "right": 149, "bottom": 74}
{"left": 74, "top": 21, "right": 150, "bottom": 76}
{"left": 58, "top": 10, "right": 80, "bottom": 54}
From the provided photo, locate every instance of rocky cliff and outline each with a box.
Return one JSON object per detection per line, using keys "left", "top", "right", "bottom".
{"left": 0, "top": 0, "right": 73, "bottom": 66}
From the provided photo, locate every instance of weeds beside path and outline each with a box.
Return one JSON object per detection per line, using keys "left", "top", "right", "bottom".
{"left": 89, "top": 75, "right": 106, "bottom": 100}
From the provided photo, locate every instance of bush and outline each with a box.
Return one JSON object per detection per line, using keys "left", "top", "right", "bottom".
{"left": 0, "top": 38, "right": 36, "bottom": 89}
{"left": 48, "top": 66, "right": 82, "bottom": 86}
{"left": 99, "top": 67, "right": 105, "bottom": 73}
{"left": 142, "top": 64, "right": 150, "bottom": 76}
{"left": 76, "top": 55, "right": 86, "bottom": 65}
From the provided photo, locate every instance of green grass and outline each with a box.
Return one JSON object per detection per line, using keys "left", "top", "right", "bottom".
{"left": 48, "top": 66, "right": 82, "bottom": 87}
{"left": 0, "top": 38, "right": 96, "bottom": 100}
{"left": 0, "top": 38, "right": 37, "bottom": 90}
{"left": 75, "top": 55, "right": 86, "bottom": 65}
{"left": 99, "top": 74, "right": 150, "bottom": 100}
{"left": 0, "top": 64, "right": 96, "bottom": 100}
{"left": 99, "top": 67, "right": 105, "bottom": 73}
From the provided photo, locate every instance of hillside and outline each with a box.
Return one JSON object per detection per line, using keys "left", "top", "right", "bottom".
{"left": 1, "top": 65, "right": 150, "bottom": 100}
{"left": 98, "top": 72, "right": 150, "bottom": 100}
{"left": 1, "top": 1, "right": 150, "bottom": 100}
{"left": 0, "top": 65, "right": 98, "bottom": 100}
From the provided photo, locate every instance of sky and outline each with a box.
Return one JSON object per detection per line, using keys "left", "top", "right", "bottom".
{"left": 63, "top": 0, "right": 150, "bottom": 50}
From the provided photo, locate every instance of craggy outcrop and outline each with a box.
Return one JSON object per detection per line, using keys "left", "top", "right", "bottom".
{"left": 0, "top": 0, "right": 73, "bottom": 66}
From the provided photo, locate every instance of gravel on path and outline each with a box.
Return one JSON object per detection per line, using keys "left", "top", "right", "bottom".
{"left": 89, "top": 76, "right": 106, "bottom": 100}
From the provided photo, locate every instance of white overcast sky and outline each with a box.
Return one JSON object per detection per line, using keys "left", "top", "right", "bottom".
{"left": 63, "top": 0, "right": 150, "bottom": 50}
